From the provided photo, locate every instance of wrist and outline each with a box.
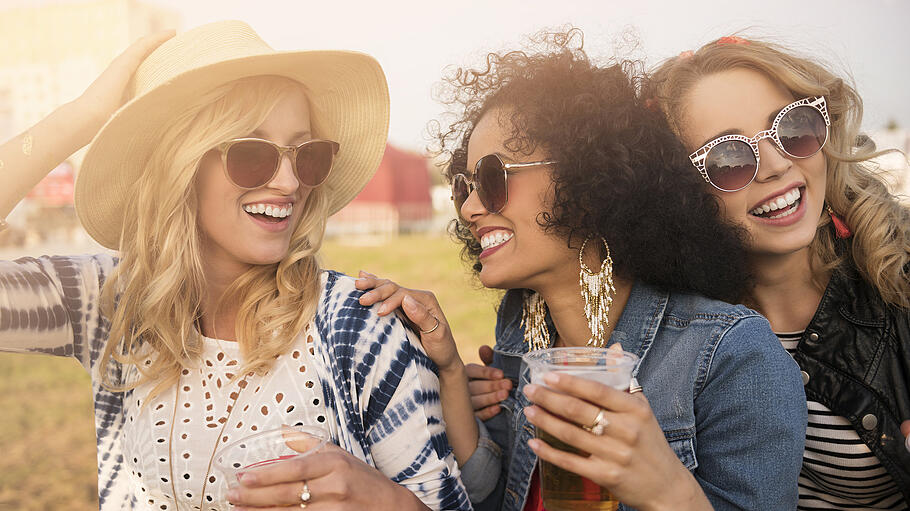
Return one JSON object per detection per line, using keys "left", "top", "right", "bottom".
{"left": 396, "top": 484, "right": 429, "bottom": 511}
{"left": 437, "top": 360, "right": 467, "bottom": 381}
{"left": 649, "top": 471, "right": 710, "bottom": 511}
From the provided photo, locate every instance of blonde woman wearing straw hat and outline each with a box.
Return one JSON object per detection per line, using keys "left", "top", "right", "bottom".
{"left": 0, "top": 21, "right": 470, "bottom": 511}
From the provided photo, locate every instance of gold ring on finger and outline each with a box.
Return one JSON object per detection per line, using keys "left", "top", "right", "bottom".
{"left": 299, "top": 480, "right": 311, "bottom": 508}
{"left": 420, "top": 315, "right": 440, "bottom": 334}
{"left": 583, "top": 408, "right": 609, "bottom": 436}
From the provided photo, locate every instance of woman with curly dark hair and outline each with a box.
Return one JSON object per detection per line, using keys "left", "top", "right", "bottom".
{"left": 358, "top": 31, "right": 806, "bottom": 510}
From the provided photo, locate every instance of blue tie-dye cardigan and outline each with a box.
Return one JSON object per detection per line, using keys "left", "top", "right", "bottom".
{"left": 0, "top": 254, "right": 472, "bottom": 510}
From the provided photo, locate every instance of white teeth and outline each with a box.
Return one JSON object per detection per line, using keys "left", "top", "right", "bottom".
{"left": 750, "top": 188, "right": 801, "bottom": 216}
{"left": 243, "top": 203, "right": 293, "bottom": 218}
{"left": 480, "top": 231, "right": 513, "bottom": 250}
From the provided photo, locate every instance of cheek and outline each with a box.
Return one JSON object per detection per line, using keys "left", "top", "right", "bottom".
{"left": 194, "top": 160, "right": 241, "bottom": 233}
{"left": 708, "top": 189, "right": 738, "bottom": 219}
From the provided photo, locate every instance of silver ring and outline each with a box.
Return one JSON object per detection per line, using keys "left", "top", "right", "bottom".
{"left": 583, "top": 409, "right": 609, "bottom": 436}
{"left": 628, "top": 377, "right": 643, "bottom": 394}
{"left": 300, "top": 481, "right": 311, "bottom": 507}
{"left": 420, "top": 315, "right": 440, "bottom": 334}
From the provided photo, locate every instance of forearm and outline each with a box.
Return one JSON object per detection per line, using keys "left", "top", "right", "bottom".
{"left": 437, "top": 363, "right": 479, "bottom": 465}
{"left": 0, "top": 99, "right": 101, "bottom": 217}
{"left": 650, "top": 471, "right": 713, "bottom": 511}
{"left": 396, "top": 484, "right": 433, "bottom": 511}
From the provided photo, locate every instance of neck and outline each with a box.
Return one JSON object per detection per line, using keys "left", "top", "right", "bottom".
{"left": 747, "top": 247, "right": 829, "bottom": 332}
{"left": 200, "top": 256, "right": 251, "bottom": 342}
{"left": 536, "top": 273, "right": 633, "bottom": 349}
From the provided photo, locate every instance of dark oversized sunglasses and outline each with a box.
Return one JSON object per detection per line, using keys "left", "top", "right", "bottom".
{"left": 450, "top": 154, "right": 557, "bottom": 214}
{"left": 216, "top": 137, "right": 340, "bottom": 189}
{"left": 689, "top": 96, "right": 830, "bottom": 192}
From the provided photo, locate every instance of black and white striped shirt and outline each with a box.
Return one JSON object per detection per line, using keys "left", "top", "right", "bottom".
{"left": 778, "top": 331, "right": 908, "bottom": 510}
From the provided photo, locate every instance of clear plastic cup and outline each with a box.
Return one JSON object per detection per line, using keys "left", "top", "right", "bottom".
{"left": 214, "top": 425, "right": 328, "bottom": 488}
{"left": 523, "top": 346, "right": 638, "bottom": 390}
{"left": 522, "top": 347, "right": 638, "bottom": 511}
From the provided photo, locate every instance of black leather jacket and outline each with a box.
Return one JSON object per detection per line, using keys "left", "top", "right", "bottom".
{"left": 792, "top": 262, "right": 910, "bottom": 500}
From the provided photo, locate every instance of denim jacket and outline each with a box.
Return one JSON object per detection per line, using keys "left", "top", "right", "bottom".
{"left": 460, "top": 283, "right": 807, "bottom": 511}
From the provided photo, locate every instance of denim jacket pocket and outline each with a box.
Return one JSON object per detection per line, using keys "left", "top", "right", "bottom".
{"left": 665, "top": 431, "right": 698, "bottom": 470}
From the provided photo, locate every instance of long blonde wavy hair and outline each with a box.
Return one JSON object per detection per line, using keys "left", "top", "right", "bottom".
{"left": 99, "top": 75, "right": 331, "bottom": 401}
{"left": 648, "top": 37, "right": 910, "bottom": 308}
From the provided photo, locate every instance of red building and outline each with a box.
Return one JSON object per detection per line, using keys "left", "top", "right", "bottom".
{"left": 329, "top": 144, "right": 433, "bottom": 235}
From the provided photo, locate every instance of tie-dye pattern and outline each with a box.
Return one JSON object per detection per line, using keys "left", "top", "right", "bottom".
{"left": 0, "top": 254, "right": 471, "bottom": 511}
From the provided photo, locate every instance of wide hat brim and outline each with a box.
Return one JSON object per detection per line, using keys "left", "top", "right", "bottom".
{"left": 76, "top": 21, "right": 389, "bottom": 250}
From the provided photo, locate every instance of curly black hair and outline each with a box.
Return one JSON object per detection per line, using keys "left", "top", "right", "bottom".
{"left": 432, "top": 29, "right": 752, "bottom": 303}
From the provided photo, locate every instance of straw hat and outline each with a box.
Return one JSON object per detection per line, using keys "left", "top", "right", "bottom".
{"left": 76, "top": 20, "right": 390, "bottom": 249}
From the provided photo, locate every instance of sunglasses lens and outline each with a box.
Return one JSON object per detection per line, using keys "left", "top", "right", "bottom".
{"left": 225, "top": 141, "right": 279, "bottom": 188}
{"left": 295, "top": 141, "right": 336, "bottom": 187}
{"left": 451, "top": 174, "right": 470, "bottom": 212}
{"left": 704, "top": 140, "right": 758, "bottom": 192}
{"left": 476, "top": 155, "right": 508, "bottom": 212}
{"left": 778, "top": 105, "right": 828, "bottom": 158}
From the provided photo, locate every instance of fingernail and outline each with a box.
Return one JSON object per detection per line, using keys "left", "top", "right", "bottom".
{"left": 377, "top": 303, "right": 388, "bottom": 315}
{"left": 498, "top": 390, "right": 508, "bottom": 400}
{"left": 543, "top": 372, "right": 559, "bottom": 385}
{"left": 402, "top": 295, "right": 417, "bottom": 311}
{"left": 528, "top": 438, "right": 541, "bottom": 450}
{"left": 523, "top": 384, "right": 538, "bottom": 397}
{"left": 227, "top": 490, "right": 238, "bottom": 501}
{"left": 524, "top": 406, "right": 537, "bottom": 418}
{"left": 239, "top": 473, "right": 255, "bottom": 485}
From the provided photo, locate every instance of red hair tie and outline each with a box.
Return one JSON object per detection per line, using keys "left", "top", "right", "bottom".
{"left": 826, "top": 204, "right": 852, "bottom": 239}
{"left": 717, "top": 36, "right": 750, "bottom": 46}
{"left": 677, "top": 50, "right": 694, "bottom": 59}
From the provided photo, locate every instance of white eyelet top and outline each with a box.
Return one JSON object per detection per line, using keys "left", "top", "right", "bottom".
{"left": 0, "top": 256, "right": 471, "bottom": 510}
{"left": 121, "top": 325, "right": 329, "bottom": 511}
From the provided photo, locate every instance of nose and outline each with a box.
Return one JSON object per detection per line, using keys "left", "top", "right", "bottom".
{"left": 754, "top": 138, "right": 792, "bottom": 183}
{"left": 459, "top": 185, "right": 488, "bottom": 222}
{"left": 266, "top": 152, "right": 301, "bottom": 194}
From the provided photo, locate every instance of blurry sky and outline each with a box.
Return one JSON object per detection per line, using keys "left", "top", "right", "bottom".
{"left": 12, "top": 0, "right": 910, "bottom": 151}
{"left": 136, "top": 0, "right": 910, "bottom": 151}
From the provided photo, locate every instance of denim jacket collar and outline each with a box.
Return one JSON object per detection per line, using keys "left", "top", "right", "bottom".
{"left": 496, "top": 281, "right": 669, "bottom": 373}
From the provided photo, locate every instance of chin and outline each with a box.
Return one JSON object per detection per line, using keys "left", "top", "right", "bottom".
{"left": 244, "top": 246, "right": 291, "bottom": 266}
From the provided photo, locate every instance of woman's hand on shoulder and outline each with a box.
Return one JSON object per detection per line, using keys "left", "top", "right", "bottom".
{"left": 522, "top": 369, "right": 712, "bottom": 511}
{"left": 466, "top": 345, "right": 512, "bottom": 420}
{"left": 355, "top": 271, "right": 462, "bottom": 375}
{"left": 75, "top": 30, "right": 175, "bottom": 132}
{"left": 228, "top": 442, "right": 429, "bottom": 511}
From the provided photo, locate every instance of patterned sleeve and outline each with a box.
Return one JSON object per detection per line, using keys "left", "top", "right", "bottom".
{"left": 316, "top": 272, "right": 473, "bottom": 511}
{"left": 0, "top": 254, "right": 116, "bottom": 371}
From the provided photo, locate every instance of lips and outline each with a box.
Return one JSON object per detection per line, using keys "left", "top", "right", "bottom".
{"left": 475, "top": 226, "right": 514, "bottom": 259}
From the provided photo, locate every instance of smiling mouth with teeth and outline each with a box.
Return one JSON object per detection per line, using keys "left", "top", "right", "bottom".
{"left": 243, "top": 203, "right": 293, "bottom": 222}
{"left": 750, "top": 187, "right": 802, "bottom": 220}
{"left": 480, "top": 230, "right": 513, "bottom": 250}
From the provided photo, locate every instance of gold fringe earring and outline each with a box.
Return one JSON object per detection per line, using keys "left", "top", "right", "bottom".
{"left": 579, "top": 236, "right": 615, "bottom": 348}
{"left": 521, "top": 290, "right": 550, "bottom": 352}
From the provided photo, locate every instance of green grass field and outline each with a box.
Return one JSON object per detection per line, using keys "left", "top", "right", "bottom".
{"left": 0, "top": 234, "right": 500, "bottom": 510}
